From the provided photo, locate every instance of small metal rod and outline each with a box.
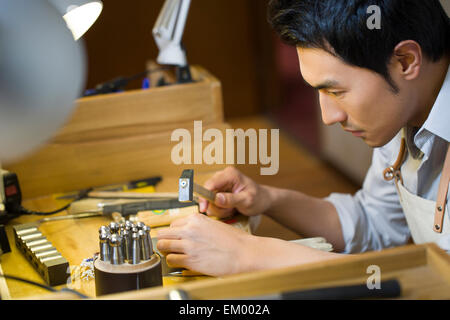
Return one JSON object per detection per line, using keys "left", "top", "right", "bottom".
{"left": 99, "top": 233, "right": 110, "bottom": 262}
{"left": 109, "top": 234, "right": 124, "bottom": 265}
{"left": 139, "top": 230, "right": 151, "bottom": 261}
{"left": 39, "top": 212, "right": 102, "bottom": 224}
{"left": 131, "top": 232, "right": 141, "bottom": 264}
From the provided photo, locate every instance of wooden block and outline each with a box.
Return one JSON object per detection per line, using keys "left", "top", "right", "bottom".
{"left": 54, "top": 65, "right": 224, "bottom": 143}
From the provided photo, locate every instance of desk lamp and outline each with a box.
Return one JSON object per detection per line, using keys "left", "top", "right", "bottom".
{"left": 153, "top": 0, "right": 193, "bottom": 83}
{"left": 48, "top": 0, "right": 103, "bottom": 41}
{"left": 0, "top": 0, "right": 102, "bottom": 225}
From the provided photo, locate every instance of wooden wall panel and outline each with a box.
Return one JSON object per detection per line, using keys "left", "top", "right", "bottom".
{"left": 82, "top": 0, "right": 279, "bottom": 118}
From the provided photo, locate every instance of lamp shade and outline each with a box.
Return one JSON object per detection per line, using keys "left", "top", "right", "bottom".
{"left": 0, "top": 0, "right": 86, "bottom": 163}
{"left": 48, "top": 0, "right": 103, "bottom": 40}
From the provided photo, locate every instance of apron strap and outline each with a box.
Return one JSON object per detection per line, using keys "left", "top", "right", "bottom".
{"left": 383, "top": 137, "right": 406, "bottom": 182}
{"left": 434, "top": 144, "right": 450, "bottom": 233}
{"left": 383, "top": 130, "right": 450, "bottom": 234}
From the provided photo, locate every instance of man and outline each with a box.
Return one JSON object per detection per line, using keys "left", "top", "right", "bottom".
{"left": 157, "top": 0, "right": 450, "bottom": 277}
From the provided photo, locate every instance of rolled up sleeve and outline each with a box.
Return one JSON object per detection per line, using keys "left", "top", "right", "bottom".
{"left": 325, "top": 140, "right": 411, "bottom": 254}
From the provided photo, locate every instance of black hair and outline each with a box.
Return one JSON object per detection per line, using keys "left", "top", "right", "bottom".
{"left": 268, "top": 0, "right": 450, "bottom": 92}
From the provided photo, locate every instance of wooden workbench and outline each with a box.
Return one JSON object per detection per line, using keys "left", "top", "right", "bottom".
{"left": 2, "top": 169, "right": 450, "bottom": 300}
{"left": 0, "top": 173, "right": 217, "bottom": 299}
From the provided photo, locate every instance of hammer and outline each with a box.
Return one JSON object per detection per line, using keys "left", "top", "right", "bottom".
{"left": 178, "top": 169, "right": 216, "bottom": 203}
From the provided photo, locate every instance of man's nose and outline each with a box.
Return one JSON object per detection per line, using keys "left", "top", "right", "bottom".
{"left": 319, "top": 95, "right": 347, "bottom": 126}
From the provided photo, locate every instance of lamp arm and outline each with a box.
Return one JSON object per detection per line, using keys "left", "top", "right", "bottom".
{"left": 152, "top": 0, "right": 191, "bottom": 67}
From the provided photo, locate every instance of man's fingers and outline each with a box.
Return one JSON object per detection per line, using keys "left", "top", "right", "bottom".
{"left": 198, "top": 198, "right": 209, "bottom": 213}
{"left": 156, "top": 226, "right": 185, "bottom": 239}
{"left": 166, "top": 253, "right": 189, "bottom": 269}
{"left": 203, "top": 166, "right": 239, "bottom": 193}
{"left": 157, "top": 239, "right": 187, "bottom": 254}
{"left": 214, "top": 191, "right": 247, "bottom": 209}
{"left": 169, "top": 215, "right": 192, "bottom": 228}
{"left": 206, "top": 203, "right": 234, "bottom": 218}
{"left": 204, "top": 173, "right": 229, "bottom": 192}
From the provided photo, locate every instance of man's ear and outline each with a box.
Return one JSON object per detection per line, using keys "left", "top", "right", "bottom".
{"left": 392, "top": 40, "right": 422, "bottom": 81}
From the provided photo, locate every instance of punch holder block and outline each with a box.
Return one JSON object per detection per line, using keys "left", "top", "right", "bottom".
{"left": 13, "top": 223, "right": 69, "bottom": 286}
{"left": 94, "top": 254, "right": 162, "bottom": 296}
{"left": 94, "top": 221, "right": 162, "bottom": 296}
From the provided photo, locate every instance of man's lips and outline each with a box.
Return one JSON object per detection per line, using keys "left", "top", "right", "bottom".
{"left": 344, "top": 128, "right": 365, "bottom": 137}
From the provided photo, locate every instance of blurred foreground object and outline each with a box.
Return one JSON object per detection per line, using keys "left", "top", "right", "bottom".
{"left": 0, "top": 0, "right": 86, "bottom": 163}
{"left": 0, "top": 0, "right": 103, "bottom": 164}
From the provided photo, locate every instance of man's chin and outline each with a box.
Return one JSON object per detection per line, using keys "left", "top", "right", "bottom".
{"left": 360, "top": 134, "right": 391, "bottom": 148}
{"left": 364, "top": 140, "right": 384, "bottom": 148}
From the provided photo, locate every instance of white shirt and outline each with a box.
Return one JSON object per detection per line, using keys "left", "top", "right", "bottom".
{"left": 326, "top": 66, "right": 450, "bottom": 254}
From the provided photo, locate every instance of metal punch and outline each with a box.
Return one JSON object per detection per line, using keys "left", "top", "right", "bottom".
{"left": 94, "top": 220, "right": 163, "bottom": 295}
{"left": 97, "top": 222, "right": 156, "bottom": 266}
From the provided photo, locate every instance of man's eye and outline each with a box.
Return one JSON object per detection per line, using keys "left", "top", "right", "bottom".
{"left": 328, "top": 91, "right": 344, "bottom": 97}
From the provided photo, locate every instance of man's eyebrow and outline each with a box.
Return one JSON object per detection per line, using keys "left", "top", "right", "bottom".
{"left": 309, "top": 80, "right": 340, "bottom": 90}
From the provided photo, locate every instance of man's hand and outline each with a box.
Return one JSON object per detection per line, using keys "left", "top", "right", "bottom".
{"left": 156, "top": 213, "right": 254, "bottom": 276}
{"left": 198, "top": 166, "right": 272, "bottom": 219}
{"left": 157, "top": 213, "right": 341, "bottom": 277}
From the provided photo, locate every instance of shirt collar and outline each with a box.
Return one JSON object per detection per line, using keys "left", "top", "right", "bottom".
{"left": 409, "top": 65, "right": 450, "bottom": 158}
{"left": 420, "top": 65, "right": 450, "bottom": 143}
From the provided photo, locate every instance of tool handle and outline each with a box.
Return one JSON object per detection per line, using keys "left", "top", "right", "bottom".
{"left": 193, "top": 184, "right": 216, "bottom": 202}
{"left": 103, "top": 199, "right": 195, "bottom": 216}
{"left": 282, "top": 279, "right": 401, "bottom": 300}
{"left": 88, "top": 191, "right": 179, "bottom": 199}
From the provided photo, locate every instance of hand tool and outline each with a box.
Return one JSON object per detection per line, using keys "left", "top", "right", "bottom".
{"left": 178, "top": 169, "right": 216, "bottom": 203}
{"left": 238, "top": 279, "right": 402, "bottom": 300}
{"left": 136, "top": 221, "right": 146, "bottom": 230}
{"left": 99, "top": 232, "right": 110, "bottom": 262}
{"left": 131, "top": 232, "right": 141, "bottom": 265}
{"left": 37, "top": 212, "right": 102, "bottom": 224}
{"left": 85, "top": 191, "right": 181, "bottom": 200}
{"left": 99, "top": 225, "right": 110, "bottom": 234}
{"left": 143, "top": 226, "right": 153, "bottom": 255}
{"left": 56, "top": 176, "right": 162, "bottom": 200}
{"left": 68, "top": 198, "right": 196, "bottom": 216}
{"left": 125, "top": 220, "right": 134, "bottom": 230}
{"left": 167, "top": 270, "right": 204, "bottom": 277}
{"left": 139, "top": 230, "right": 151, "bottom": 261}
{"left": 109, "top": 222, "right": 120, "bottom": 234}
{"left": 109, "top": 234, "right": 124, "bottom": 265}
{"left": 166, "top": 279, "right": 402, "bottom": 300}
{"left": 122, "top": 229, "right": 131, "bottom": 262}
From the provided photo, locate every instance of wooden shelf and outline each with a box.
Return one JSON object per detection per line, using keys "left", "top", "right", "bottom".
{"left": 5, "top": 66, "right": 229, "bottom": 199}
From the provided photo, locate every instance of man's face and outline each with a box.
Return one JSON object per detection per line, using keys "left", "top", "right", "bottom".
{"left": 297, "top": 47, "right": 415, "bottom": 147}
